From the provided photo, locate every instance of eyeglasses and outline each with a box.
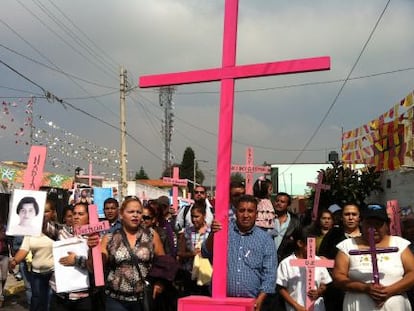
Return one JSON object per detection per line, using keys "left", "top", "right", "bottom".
{"left": 195, "top": 191, "right": 205, "bottom": 194}
{"left": 142, "top": 215, "right": 153, "bottom": 221}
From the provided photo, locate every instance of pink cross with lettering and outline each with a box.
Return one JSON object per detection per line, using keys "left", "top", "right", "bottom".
{"left": 78, "top": 161, "right": 104, "bottom": 187}
{"left": 140, "top": 0, "right": 330, "bottom": 309}
{"left": 231, "top": 147, "right": 270, "bottom": 195}
{"left": 163, "top": 167, "right": 188, "bottom": 211}
{"left": 23, "top": 145, "right": 47, "bottom": 190}
{"left": 386, "top": 200, "right": 401, "bottom": 236}
{"left": 349, "top": 227, "right": 398, "bottom": 285}
{"left": 290, "top": 238, "right": 334, "bottom": 311}
{"left": 73, "top": 204, "right": 109, "bottom": 287}
{"left": 307, "top": 172, "right": 330, "bottom": 221}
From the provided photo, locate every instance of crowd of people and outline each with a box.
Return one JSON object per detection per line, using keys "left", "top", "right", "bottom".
{"left": 1, "top": 178, "right": 414, "bottom": 311}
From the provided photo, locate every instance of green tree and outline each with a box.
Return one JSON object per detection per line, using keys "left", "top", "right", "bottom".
{"left": 308, "top": 161, "right": 383, "bottom": 211}
{"left": 135, "top": 166, "right": 149, "bottom": 179}
{"left": 179, "top": 147, "right": 205, "bottom": 192}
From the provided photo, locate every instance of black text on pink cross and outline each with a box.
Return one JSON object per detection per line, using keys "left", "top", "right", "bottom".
{"left": 231, "top": 147, "right": 270, "bottom": 195}
{"left": 139, "top": 0, "right": 330, "bottom": 309}
{"left": 162, "top": 166, "right": 188, "bottom": 212}
{"left": 290, "top": 237, "right": 334, "bottom": 311}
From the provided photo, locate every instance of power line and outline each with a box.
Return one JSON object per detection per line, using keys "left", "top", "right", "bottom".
{"left": 0, "top": 43, "right": 118, "bottom": 90}
{"left": 0, "top": 58, "right": 164, "bottom": 162}
{"left": 281, "top": 0, "right": 392, "bottom": 174}
{"left": 175, "top": 67, "right": 414, "bottom": 95}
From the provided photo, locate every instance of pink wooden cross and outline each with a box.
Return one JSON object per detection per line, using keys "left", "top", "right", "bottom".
{"left": 349, "top": 227, "right": 398, "bottom": 284}
{"left": 231, "top": 147, "right": 270, "bottom": 195}
{"left": 307, "top": 172, "right": 330, "bottom": 221}
{"left": 73, "top": 204, "right": 109, "bottom": 287}
{"left": 78, "top": 161, "right": 104, "bottom": 187}
{"left": 386, "top": 200, "right": 401, "bottom": 236}
{"left": 140, "top": 0, "right": 330, "bottom": 308}
{"left": 290, "top": 237, "right": 334, "bottom": 311}
{"left": 163, "top": 166, "right": 188, "bottom": 212}
{"left": 23, "top": 145, "right": 47, "bottom": 190}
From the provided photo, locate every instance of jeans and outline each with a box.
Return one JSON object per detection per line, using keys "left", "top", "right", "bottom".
{"left": 105, "top": 296, "right": 143, "bottom": 311}
{"left": 30, "top": 271, "right": 52, "bottom": 311}
{"left": 20, "top": 261, "right": 32, "bottom": 307}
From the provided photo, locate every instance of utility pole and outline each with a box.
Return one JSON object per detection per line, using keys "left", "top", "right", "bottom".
{"left": 120, "top": 67, "right": 128, "bottom": 198}
{"left": 159, "top": 86, "right": 175, "bottom": 172}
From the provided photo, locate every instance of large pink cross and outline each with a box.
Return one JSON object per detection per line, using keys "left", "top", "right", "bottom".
{"left": 73, "top": 204, "right": 109, "bottom": 287}
{"left": 163, "top": 166, "right": 188, "bottom": 211}
{"left": 386, "top": 200, "right": 401, "bottom": 236}
{"left": 231, "top": 147, "right": 270, "bottom": 195}
{"left": 307, "top": 172, "right": 330, "bottom": 221}
{"left": 290, "top": 238, "right": 334, "bottom": 311}
{"left": 140, "top": 0, "right": 330, "bottom": 308}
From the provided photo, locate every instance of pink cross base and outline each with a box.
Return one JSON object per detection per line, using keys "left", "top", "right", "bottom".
{"left": 140, "top": 0, "right": 330, "bottom": 308}
{"left": 231, "top": 147, "right": 270, "bottom": 195}
{"left": 290, "top": 238, "right": 334, "bottom": 311}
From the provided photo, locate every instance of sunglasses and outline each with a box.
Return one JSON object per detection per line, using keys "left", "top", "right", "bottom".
{"left": 195, "top": 191, "right": 205, "bottom": 194}
{"left": 142, "top": 215, "right": 153, "bottom": 221}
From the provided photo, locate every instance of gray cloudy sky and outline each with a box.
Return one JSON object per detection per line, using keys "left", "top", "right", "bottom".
{"left": 0, "top": 0, "right": 413, "bottom": 180}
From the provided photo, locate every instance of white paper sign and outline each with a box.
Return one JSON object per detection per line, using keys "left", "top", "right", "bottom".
{"left": 6, "top": 189, "right": 46, "bottom": 237}
{"left": 53, "top": 237, "right": 90, "bottom": 293}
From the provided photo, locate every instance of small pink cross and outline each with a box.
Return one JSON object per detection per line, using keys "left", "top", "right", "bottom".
{"left": 73, "top": 204, "right": 110, "bottom": 287}
{"left": 231, "top": 147, "right": 270, "bottom": 195}
{"left": 290, "top": 238, "right": 334, "bottom": 311}
{"left": 140, "top": 0, "right": 330, "bottom": 307}
{"left": 307, "top": 172, "right": 330, "bottom": 221}
{"left": 77, "top": 161, "right": 104, "bottom": 187}
{"left": 163, "top": 167, "right": 188, "bottom": 211}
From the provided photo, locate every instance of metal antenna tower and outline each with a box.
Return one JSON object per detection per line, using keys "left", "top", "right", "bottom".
{"left": 159, "top": 86, "right": 175, "bottom": 172}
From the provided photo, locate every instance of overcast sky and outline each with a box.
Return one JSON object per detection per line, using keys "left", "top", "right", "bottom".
{"left": 0, "top": 0, "right": 413, "bottom": 181}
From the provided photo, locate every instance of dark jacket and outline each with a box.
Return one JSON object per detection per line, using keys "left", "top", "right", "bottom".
{"left": 276, "top": 212, "right": 302, "bottom": 263}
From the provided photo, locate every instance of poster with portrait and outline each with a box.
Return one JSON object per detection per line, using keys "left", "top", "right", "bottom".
{"left": 53, "top": 237, "right": 89, "bottom": 293}
{"left": 6, "top": 189, "right": 47, "bottom": 237}
{"left": 93, "top": 187, "right": 113, "bottom": 218}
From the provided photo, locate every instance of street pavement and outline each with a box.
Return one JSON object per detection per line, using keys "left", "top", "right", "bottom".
{"left": 3, "top": 272, "right": 28, "bottom": 311}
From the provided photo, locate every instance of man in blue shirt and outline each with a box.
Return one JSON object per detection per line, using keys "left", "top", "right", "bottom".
{"left": 103, "top": 198, "right": 121, "bottom": 233}
{"left": 202, "top": 194, "right": 277, "bottom": 310}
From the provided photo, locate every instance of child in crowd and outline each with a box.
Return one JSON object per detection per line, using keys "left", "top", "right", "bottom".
{"left": 276, "top": 227, "right": 332, "bottom": 311}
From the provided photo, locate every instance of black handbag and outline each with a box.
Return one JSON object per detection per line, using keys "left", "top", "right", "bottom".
{"left": 120, "top": 230, "right": 154, "bottom": 311}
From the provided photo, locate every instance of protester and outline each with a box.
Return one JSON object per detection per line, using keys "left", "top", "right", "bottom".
{"left": 228, "top": 181, "right": 245, "bottom": 220}
{"left": 271, "top": 192, "right": 301, "bottom": 263}
{"left": 318, "top": 202, "right": 362, "bottom": 310}
{"left": 175, "top": 185, "right": 214, "bottom": 231}
{"left": 103, "top": 197, "right": 121, "bottom": 234}
{"left": 277, "top": 227, "right": 332, "bottom": 311}
{"left": 43, "top": 202, "right": 94, "bottom": 311}
{"left": 0, "top": 215, "right": 10, "bottom": 308}
{"left": 202, "top": 194, "right": 276, "bottom": 311}
{"left": 62, "top": 205, "right": 74, "bottom": 227}
{"left": 88, "top": 196, "right": 165, "bottom": 310}
{"left": 177, "top": 202, "right": 211, "bottom": 296}
{"left": 333, "top": 203, "right": 414, "bottom": 310}
{"left": 10, "top": 199, "right": 57, "bottom": 311}
{"left": 308, "top": 209, "right": 334, "bottom": 254}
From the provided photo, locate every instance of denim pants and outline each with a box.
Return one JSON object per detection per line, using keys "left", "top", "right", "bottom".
{"left": 105, "top": 296, "right": 143, "bottom": 311}
{"left": 30, "top": 271, "right": 52, "bottom": 311}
